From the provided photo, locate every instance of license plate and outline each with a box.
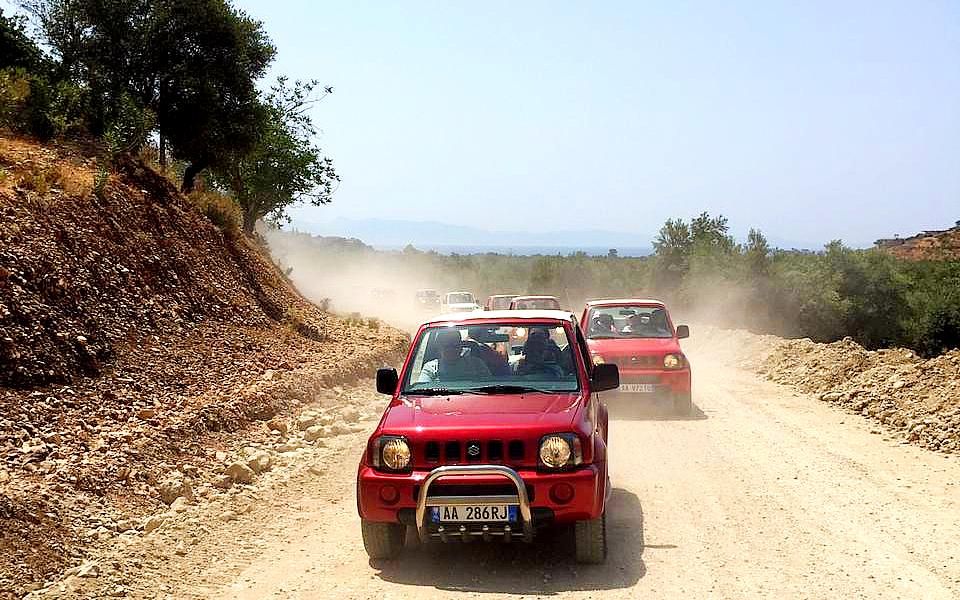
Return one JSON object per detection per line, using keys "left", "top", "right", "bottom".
{"left": 620, "top": 383, "right": 656, "bottom": 393}
{"left": 430, "top": 505, "right": 517, "bottom": 523}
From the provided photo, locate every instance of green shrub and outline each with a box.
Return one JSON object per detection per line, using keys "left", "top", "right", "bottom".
{"left": 189, "top": 191, "right": 241, "bottom": 231}
{"left": 0, "top": 67, "right": 90, "bottom": 139}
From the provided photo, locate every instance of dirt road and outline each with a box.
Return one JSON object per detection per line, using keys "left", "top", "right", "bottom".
{"left": 42, "top": 343, "right": 960, "bottom": 599}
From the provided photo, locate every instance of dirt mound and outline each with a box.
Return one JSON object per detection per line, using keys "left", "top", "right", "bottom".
{"left": 0, "top": 135, "right": 407, "bottom": 596}
{"left": 693, "top": 325, "right": 960, "bottom": 453}
{"left": 758, "top": 338, "right": 960, "bottom": 453}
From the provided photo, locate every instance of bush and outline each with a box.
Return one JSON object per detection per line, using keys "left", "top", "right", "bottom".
{"left": 0, "top": 68, "right": 89, "bottom": 139}
{"left": 188, "top": 190, "right": 241, "bottom": 231}
{"left": 903, "top": 262, "right": 960, "bottom": 356}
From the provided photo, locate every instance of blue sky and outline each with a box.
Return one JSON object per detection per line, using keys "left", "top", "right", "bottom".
{"left": 29, "top": 0, "right": 960, "bottom": 247}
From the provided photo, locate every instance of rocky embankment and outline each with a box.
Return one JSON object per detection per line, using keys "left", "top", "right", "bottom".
{"left": 25, "top": 382, "right": 389, "bottom": 599}
{"left": 0, "top": 135, "right": 407, "bottom": 598}
{"left": 693, "top": 326, "right": 960, "bottom": 453}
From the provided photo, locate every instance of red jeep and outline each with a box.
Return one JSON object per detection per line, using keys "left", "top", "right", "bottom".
{"left": 357, "top": 310, "right": 619, "bottom": 563}
{"left": 484, "top": 294, "right": 519, "bottom": 310}
{"left": 580, "top": 299, "right": 692, "bottom": 414}
{"left": 509, "top": 295, "right": 562, "bottom": 310}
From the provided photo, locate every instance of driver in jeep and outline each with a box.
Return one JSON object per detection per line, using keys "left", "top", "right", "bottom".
{"left": 416, "top": 328, "right": 491, "bottom": 382}
{"left": 590, "top": 313, "right": 617, "bottom": 336}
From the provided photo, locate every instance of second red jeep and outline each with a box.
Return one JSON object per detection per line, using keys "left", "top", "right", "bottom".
{"left": 580, "top": 298, "right": 692, "bottom": 414}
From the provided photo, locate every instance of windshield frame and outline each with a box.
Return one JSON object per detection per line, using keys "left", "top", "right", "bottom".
{"left": 399, "top": 319, "right": 583, "bottom": 395}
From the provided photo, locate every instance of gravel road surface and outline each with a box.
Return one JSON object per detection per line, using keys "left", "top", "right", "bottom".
{"left": 42, "top": 344, "right": 960, "bottom": 599}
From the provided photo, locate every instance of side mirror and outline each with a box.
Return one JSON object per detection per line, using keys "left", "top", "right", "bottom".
{"left": 591, "top": 363, "right": 619, "bottom": 392}
{"left": 676, "top": 325, "right": 690, "bottom": 339}
{"left": 376, "top": 368, "right": 399, "bottom": 395}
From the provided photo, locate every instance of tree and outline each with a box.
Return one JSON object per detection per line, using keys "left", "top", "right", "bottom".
{"left": 745, "top": 228, "right": 771, "bottom": 275}
{"left": 0, "top": 9, "right": 44, "bottom": 70}
{"left": 689, "top": 211, "right": 736, "bottom": 254}
{"left": 216, "top": 78, "right": 338, "bottom": 234}
{"left": 144, "top": 0, "right": 275, "bottom": 188}
{"left": 652, "top": 218, "right": 691, "bottom": 289}
{"left": 20, "top": 0, "right": 274, "bottom": 184}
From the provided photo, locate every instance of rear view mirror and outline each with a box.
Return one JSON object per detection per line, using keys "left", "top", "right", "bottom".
{"left": 591, "top": 363, "right": 619, "bottom": 392}
{"left": 376, "top": 368, "right": 399, "bottom": 395}
{"left": 676, "top": 325, "right": 690, "bottom": 339}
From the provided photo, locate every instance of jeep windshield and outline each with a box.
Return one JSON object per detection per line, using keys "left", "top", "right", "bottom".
{"left": 586, "top": 306, "right": 674, "bottom": 339}
{"left": 513, "top": 297, "right": 560, "bottom": 310}
{"left": 445, "top": 293, "right": 474, "bottom": 304}
{"left": 402, "top": 323, "right": 580, "bottom": 394}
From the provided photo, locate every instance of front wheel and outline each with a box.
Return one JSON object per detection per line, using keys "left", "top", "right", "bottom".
{"left": 574, "top": 512, "right": 607, "bottom": 564}
{"left": 673, "top": 391, "right": 693, "bottom": 416}
{"left": 361, "top": 519, "right": 404, "bottom": 560}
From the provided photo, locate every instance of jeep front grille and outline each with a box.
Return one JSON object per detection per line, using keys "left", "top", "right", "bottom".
{"left": 419, "top": 439, "right": 526, "bottom": 466}
{"left": 610, "top": 355, "right": 659, "bottom": 368}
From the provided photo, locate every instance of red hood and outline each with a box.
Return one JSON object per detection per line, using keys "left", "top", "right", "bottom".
{"left": 586, "top": 336, "right": 682, "bottom": 356}
{"left": 380, "top": 393, "right": 582, "bottom": 436}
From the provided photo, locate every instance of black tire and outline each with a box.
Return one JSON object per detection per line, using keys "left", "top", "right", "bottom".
{"left": 574, "top": 512, "right": 607, "bottom": 564}
{"left": 361, "top": 519, "right": 404, "bottom": 560}
{"left": 673, "top": 391, "right": 693, "bottom": 416}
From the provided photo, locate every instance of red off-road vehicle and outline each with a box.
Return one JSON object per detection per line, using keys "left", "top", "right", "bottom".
{"left": 484, "top": 294, "right": 519, "bottom": 310}
{"left": 509, "top": 295, "right": 561, "bottom": 310}
{"left": 580, "top": 299, "right": 692, "bottom": 414}
{"left": 357, "top": 310, "right": 619, "bottom": 563}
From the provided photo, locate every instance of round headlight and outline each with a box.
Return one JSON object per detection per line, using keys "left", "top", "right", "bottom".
{"left": 381, "top": 438, "right": 411, "bottom": 470}
{"left": 592, "top": 354, "right": 605, "bottom": 366}
{"left": 663, "top": 354, "right": 682, "bottom": 369}
{"left": 539, "top": 435, "right": 572, "bottom": 468}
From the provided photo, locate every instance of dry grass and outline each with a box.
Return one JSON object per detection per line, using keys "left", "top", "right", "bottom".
{"left": 15, "top": 163, "right": 51, "bottom": 194}
{"left": 0, "top": 137, "right": 95, "bottom": 197}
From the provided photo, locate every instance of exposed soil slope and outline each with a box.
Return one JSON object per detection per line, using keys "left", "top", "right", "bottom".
{"left": 876, "top": 225, "right": 960, "bottom": 260}
{"left": 0, "top": 136, "right": 407, "bottom": 597}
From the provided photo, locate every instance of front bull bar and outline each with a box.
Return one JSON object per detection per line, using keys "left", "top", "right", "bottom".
{"left": 415, "top": 465, "right": 534, "bottom": 543}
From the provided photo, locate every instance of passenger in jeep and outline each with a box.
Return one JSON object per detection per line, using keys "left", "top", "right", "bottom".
{"left": 416, "top": 328, "right": 491, "bottom": 382}
{"left": 622, "top": 310, "right": 670, "bottom": 337}
{"left": 514, "top": 332, "right": 565, "bottom": 377}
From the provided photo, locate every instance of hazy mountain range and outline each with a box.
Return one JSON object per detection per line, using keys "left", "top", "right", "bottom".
{"left": 290, "top": 217, "right": 828, "bottom": 256}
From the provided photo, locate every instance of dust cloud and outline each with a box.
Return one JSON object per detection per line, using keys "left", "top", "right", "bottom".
{"left": 264, "top": 229, "right": 444, "bottom": 332}
{"left": 262, "top": 227, "right": 791, "bottom": 338}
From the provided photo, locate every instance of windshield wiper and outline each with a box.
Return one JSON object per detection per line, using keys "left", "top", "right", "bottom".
{"left": 467, "top": 384, "right": 553, "bottom": 395}
{"left": 404, "top": 388, "right": 466, "bottom": 396}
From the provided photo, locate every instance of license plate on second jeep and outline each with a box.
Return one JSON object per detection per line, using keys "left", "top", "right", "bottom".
{"left": 431, "top": 505, "right": 517, "bottom": 522}
{"left": 620, "top": 383, "right": 656, "bottom": 393}
{"left": 617, "top": 383, "right": 657, "bottom": 394}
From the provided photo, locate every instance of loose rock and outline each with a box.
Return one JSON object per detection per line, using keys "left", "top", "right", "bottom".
{"left": 225, "top": 462, "right": 256, "bottom": 484}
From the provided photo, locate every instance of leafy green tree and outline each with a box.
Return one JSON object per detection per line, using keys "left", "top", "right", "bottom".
{"left": 144, "top": 0, "right": 275, "bottom": 188}
{"left": 0, "top": 9, "right": 44, "bottom": 70}
{"left": 216, "top": 78, "right": 338, "bottom": 233}
{"left": 689, "top": 211, "right": 736, "bottom": 254}
{"left": 653, "top": 217, "right": 695, "bottom": 291}
{"left": 745, "top": 228, "right": 771, "bottom": 276}
{"left": 20, "top": 0, "right": 274, "bottom": 186}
